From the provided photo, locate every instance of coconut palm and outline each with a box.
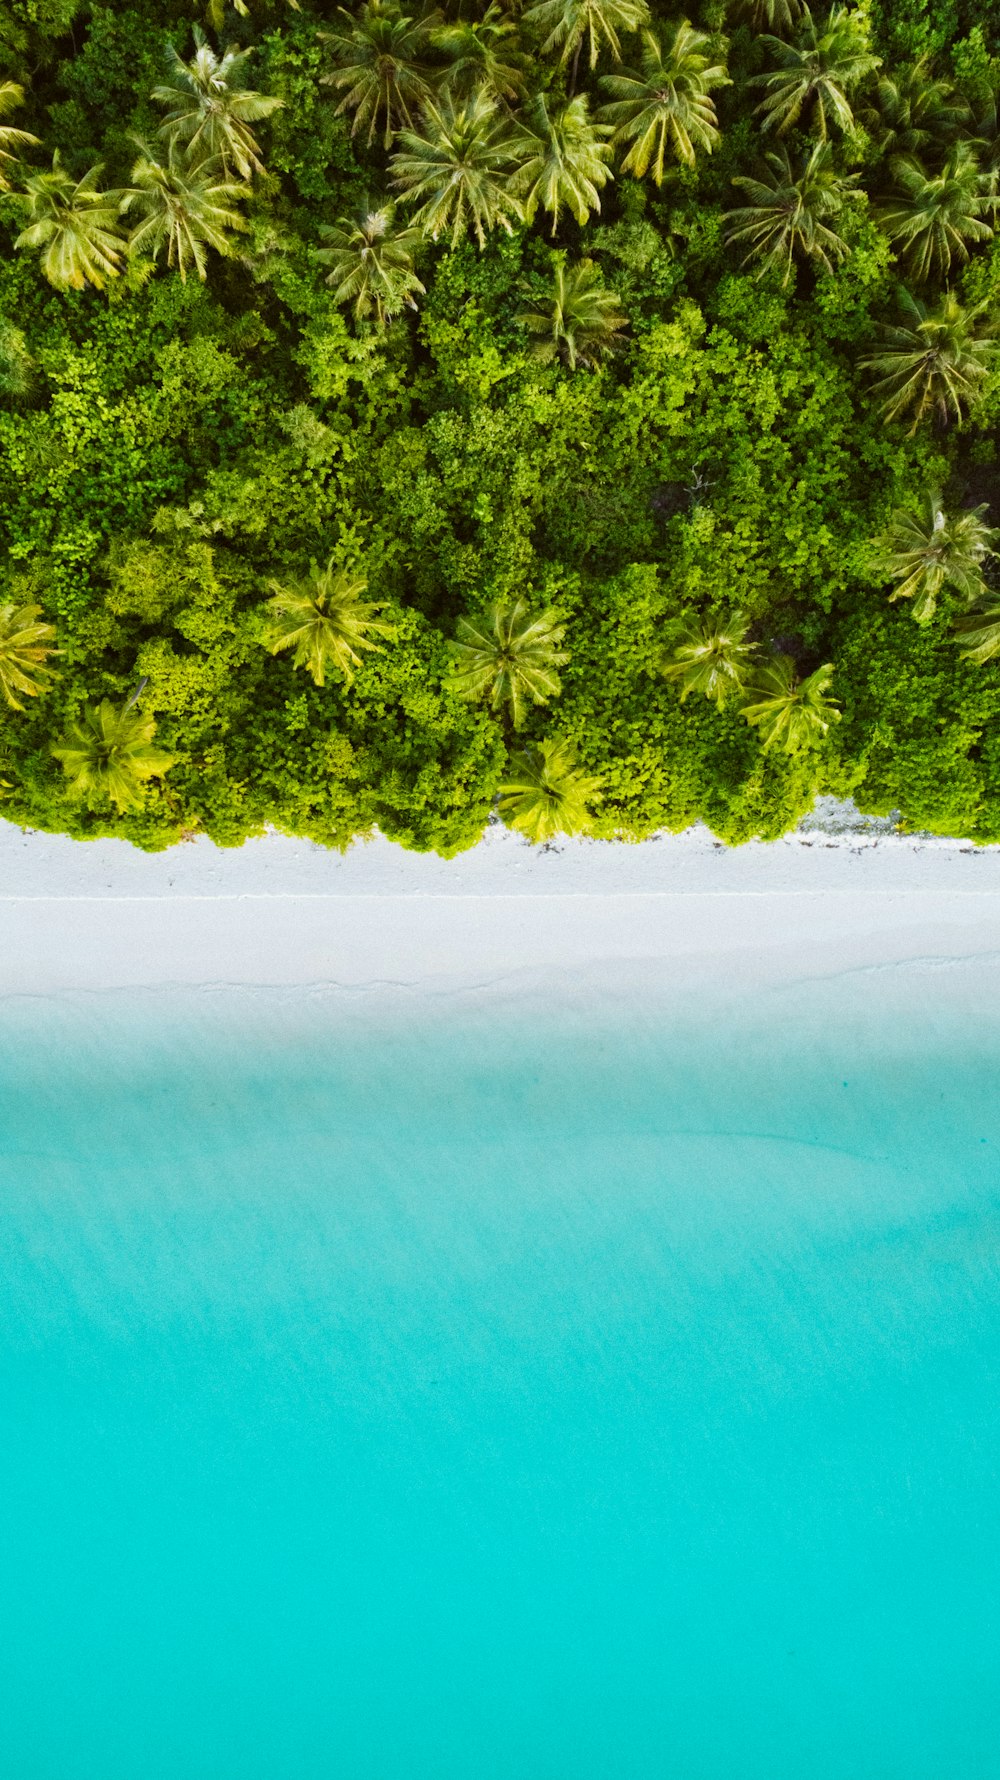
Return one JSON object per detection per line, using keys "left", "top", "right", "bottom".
{"left": 121, "top": 143, "right": 248, "bottom": 282}
{"left": 728, "top": 0, "right": 804, "bottom": 32}
{"left": 749, "top": 5, "right": 879, "bottom": 139}
{"left": 13, "top": 154, "right": 126, "bottom": 291}
{"left": 860, "top": 289, "right": 998, "bottom": 433}
{"left": 0, "top": 82, "right": 39, "bottom": 192}
{"left": 726, "top": 141, "right": 857, "bottom": 284}
{"left": 0, "top": 602, "right": 58, "bottom": 711}
{"left": 518, "top": 257, "right": 626, "bottom": 369}
{"left": 864, "top": 57, "right": 969, "bottom": 159}
{"left": 873, "top": 489, "right": 997, "bottom": 623}
{"left": 317, "top": 202, "right": 425, "bottom": 324}
{"left": 741, "top": 657, "right": 840, "bottom": 753}
{"left": 597, "top": 23, "right": 728, "bottom": 181}
{"left": 953, "top": 601, "right": 1000, "bottom": 666}
{"left": 450, "top": 599, "right": 569, "bottom": 728}
{"left": 431, "top": 4, "right": 528, "bottom": 104}
{"left": 207, "top": 0, "right": 301, "bottom": 27}
{"left": 659, "top": 610, "right": 756, "bottom": 708}
{"left": 522, "top": 0, "right": 650, "bottom": 86}
{"left": 510, "top": 93, "right": 613, "bottom": 232}
{"left": 152, "top": 27, "right": 282, "bottom": 180}
{"left": 390, "top": 91, "right": 525, "bottom": 248}
{"left": 498, "top": 736, "right": 602, "bottom": 842}
{"left": 51, "top": 700, "right": 175, "bottom": 812}
{"left": 874, "top": 143, "right": 996, "bottom": 285}
{"left": 321, "top": 2, "right": 437, "bottom": 150}
{"left": 263, "top": 559, "right": 395, "bottom": 688}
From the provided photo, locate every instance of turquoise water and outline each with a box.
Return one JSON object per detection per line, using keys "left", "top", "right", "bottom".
{"left": 1, "top": 969, "right": 999, "bottom": 1779}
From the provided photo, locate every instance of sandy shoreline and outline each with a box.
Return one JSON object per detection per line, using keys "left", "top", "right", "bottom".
{"left": 3, "top": 812, "right": 1000, "bottom": 997}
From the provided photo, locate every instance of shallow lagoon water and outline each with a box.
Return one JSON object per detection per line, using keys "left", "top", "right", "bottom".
{"left": 1, "top": 967, "right": 999, "bottom": 1780}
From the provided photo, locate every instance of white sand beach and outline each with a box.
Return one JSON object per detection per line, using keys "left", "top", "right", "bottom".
{"left": 3, "top": 806, "right": 1000, "bottom": 998}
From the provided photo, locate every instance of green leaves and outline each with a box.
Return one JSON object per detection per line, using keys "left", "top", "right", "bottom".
{"left": 51, "top": 698, "right": 175, "bottom": 812}
{"left": 0, "top": 600, "right": 59, "bottom": 709}
{"left": 262, "top": 558, "right": 396, "bottom": 687}
{"left": 741, "top": 658, "right": 840, "bottom": 753}
{"left": 499, "top": 736, "right": 602, "bottom": 841}
{"left": 450, "top": 598, "right": 569, "bottom": 729}
{"left": 872, "top": 489, "right": 997, "bottom": 623}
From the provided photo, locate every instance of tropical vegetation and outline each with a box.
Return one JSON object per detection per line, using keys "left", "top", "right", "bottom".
{"left": 0, "top": 0, "right": 998, "bottom": 852}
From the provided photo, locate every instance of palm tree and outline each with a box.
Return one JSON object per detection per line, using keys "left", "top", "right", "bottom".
{"left": 726, "top": 141, "right": 856, "bottom": 285}
{"left": 860, "top": 289, "right": 998, "bottom": 432}
{"left": 51, "top": 700, "right": 175, "bottom": 812}
{"left": 749, "top": 5, "right": 879, "bottom": 139}
{"left": 659, "top": 610, "right": 756, "bottom": 708}
{"left": 873, "top": 489, "right": 997, "bottom": 623}
{"left": 522, "top": 0, "right": 650, "bottom": 86}
{"left": 13, "top": 154, "right": 126, "bottom": 291}
{"left": 510, "top": 93, "right": 613, "bottom": 232}
{"left": 953, "top": 601, "right": 1000, "bottom": 666}
{"left": 0, "top": 602, "right": 58, "bottom": 710}
{"left": 728, "top": 0, "right": 804, "bottom": 32}
{"left": 152, "top": 27, "right": 282, "bottom": 180}
{"left": 741, "top": 657, "right": 840, "bottom": 752}
{"left": 597, "top": 23, "right": 728, "bottom": 181}
{"left": 390, "top": 91, "right": 525, "bottom": 248}
{"left": 518, "top": 257, "right": 626, "bottom": 369}
{"left": 874, "top": 143, "right": 996, "bottom": 285}
{"left": 431, "top": 4, "right": 528, "bottom": 104}
{"left": 121, "top": 143, "right": 248, "bottom": 282}
{"left": 864, "top": 57, "right": 969, "bottom": 159}
{"left": 263, "top": 559, "right": 396, "bottom": 687}
{"left": 0, "top": 82, "right": 39, "bottom": 192}
{"left": 317, "top": 202, "right": 425, "bottom": 324}
{"left": 450, "top": 599, "right": 568, "bottom": 728}
{"left": 0, "top": 322, "right": 34, "bottom": 402}
{"left": 498, "top": 736, "right": 602, "bottom": 842}
{"left": 321, "top": 2, "right": 437, "bottom": 151}
{"left": 206, "top": 0, "right": 301, "bottom": 27}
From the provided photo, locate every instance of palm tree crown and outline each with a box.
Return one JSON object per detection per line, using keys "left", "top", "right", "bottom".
{"left": 431, "top": 5, "right": 528, "bottom": 105}
{"left": 510, "top": 93, "right": 613, "bottom": 232}
{"left": 875, "top": 143, "right": 997, "bottom": 284}
{"left": 152, "top": 27, "right": 281, "bottom": 179}
{"left": 864, "top": 56, "right": 969, "bottom": 159}
{"left": 51, "top": 700, "right": 175, "bottom": 812}
{"left": 659, "top": 610, "right": 756, "bottom": 708}
{"left": 953, "top": 601, "right": 1000, "bottom": 666}
{"left": 860, "top": 289, "right": 998, "bottom": 432}
{"left": 450, "top": 599, "right": 569, "bottom": 729}
{"left": 741, "top": 657, "right": 840, "bottom": 753}
{"left": 322, "top": 2, "right": 437, "bottom": 150}
{"left": 750, "top": 5, "right": 880, "bottom": 140}
{"left": 518, "top": 257, "right": 626, "bottom": 369}
{"left": 522, "top": 0, "right": 650, "bottom": 82}
{"left": 122, "top": 142, "right": 248, "bottom": 282}
{"left": 0, "top": 82, "right": 40, "bottom": 193}
{"left": 0, "top": 601, "right": 59, "bottom": 710}
{"left": 726, "top": 141, "right": 857, "bottom": 285}
{"left": 263, "top": 559, "right": 395, "bottom": 687}
{"left": 873, "top": 489, "right": 997, "bottom": 623}
{"left": 498, "top": 736, "right": 602, "bottom": 842}
{"left": 317, "top": 202, "right": 425, "bottom": 324}
{"left": 14, "top": 153, "right": 126, "bottom": 291}
{"left": 390, "top": 91, "right": 525, "bottom": 248}
{"left": 598, "top": 23, "right": 728, "bottom": 181}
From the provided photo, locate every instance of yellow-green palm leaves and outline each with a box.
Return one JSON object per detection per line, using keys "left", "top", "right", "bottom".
{"left": 726, "top": 142, "right": 857, "bottom": 286}
{"left": 152, "top": 27, "right": 281, "bottom": 179}
{"left": 598, "top": 23, "right": 728, "bottom": 181}
{"left": 953, "top": 603, "right": 1000, "bottom": 666}
{"left": 511, "top": 93, "right": 613, "bottom": 232}
{"left": 660, "top": 609, "right": 755, "bottom": 708}
{"left": 451, "top": 599, "right": 568, "bottom": 728}
{"left": 14, "top": 153, "right": 126, "bottom": 291}
{"left": 263, "top": 559, "right": 396, "bottom": 687}
{"left": 750, "top": 5, "right": 879, "bottom": 140}
{"left": 51, "top": 701, "right": 175, "bottom": 811}
{"left": 0, "top": 82, "right": 39, "bottom": 192}
{"left": 0, "top": 602, "right": 58, "bottom": 710}
{"left": 741, "top": 658, "right": 840, "bottom": 753}
{"left": 518, "top": 257, "right": 626, "bottom": 368}
{"left": 875, "top": 143, "right": 997, "bottom": 285}
{"left": 322, "top": 2, "right": 436, "bottom": 151}
{"left": 499, "top": 736, "right": 602, "bottom": 842}
{"left": 391, "top": 90, "right": 525, "bottom": 247}
{"left": 523, "top": 0, "right": 650, "bottom": 80}
{"left": 317, "top": 202, "right": 425, "bottom": 324}
{"left": 122, "top": 143, "right": 248, "bottom": 282}
{"left": 859, "top": 290, "right": 998, "bottom": 432}
{"left": 874, "top": 489, "right": 997, "bottom": 623}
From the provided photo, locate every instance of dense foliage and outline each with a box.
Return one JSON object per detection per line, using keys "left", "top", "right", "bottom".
{"left": 1, "top": 0, "right": 999, "bottom": 851}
